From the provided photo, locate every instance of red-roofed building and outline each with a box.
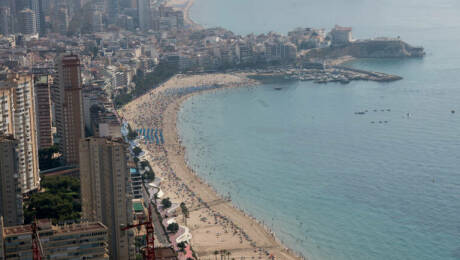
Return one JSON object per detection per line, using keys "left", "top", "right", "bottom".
{"left": 155, "top": 247, "right": 178, "bottom": 260}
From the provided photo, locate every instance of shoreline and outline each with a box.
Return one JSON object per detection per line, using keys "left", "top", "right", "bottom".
{"left": 123, "top": 0, "right": 421, "bottom": 258}
{"left": 166, "top": 95, "right": 303, "bottom": 259}
{"left": 166, "top": 0, "right": 204, "bottom": 31}
{"left": 120, "top": 73, "right": 305, "bottom": 259}
{"left": 121, "top": 1, "right": 401, "bottom": 257}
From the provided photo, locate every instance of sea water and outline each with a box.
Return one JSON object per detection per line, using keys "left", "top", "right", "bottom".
{"left": 178, "top": 1, "right": 460, "bottom": 259}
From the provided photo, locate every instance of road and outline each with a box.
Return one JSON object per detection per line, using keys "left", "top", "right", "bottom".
{"left": 143, "top": 185, "right": 170, "bottom": 246}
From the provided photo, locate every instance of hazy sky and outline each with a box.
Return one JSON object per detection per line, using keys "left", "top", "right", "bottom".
{"left": 191, "top": 0, "right": 460, "bottom": 36}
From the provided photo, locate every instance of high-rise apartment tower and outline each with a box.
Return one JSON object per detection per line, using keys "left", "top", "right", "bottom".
{"left": 0, "top": 73, "right": 40, "bottom": 193}
{"left": 80, "top": 137, "right": 135, "bottom": 260}
{"left": 34, "top": 75, "right": 52, "bottom": 149}
{"left": 53, "top": 54, "right": 84, "bottom": 165}
{"left": 0, "top": 135, "right": 23, "bottom": 227}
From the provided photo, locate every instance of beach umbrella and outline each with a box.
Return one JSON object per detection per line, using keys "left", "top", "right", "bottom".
{"left": 160, "top": 130, "right": 164, "bottom": 144}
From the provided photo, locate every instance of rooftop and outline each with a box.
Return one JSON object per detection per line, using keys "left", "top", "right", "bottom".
{"left": 333, "top": 25, "right": 352, "bottom": 31}
{"left": 4, "top": 221, "right": 107, "bottom": 236}
{"left": 4, "top": 225, "right": 32, "bottom": 236}
{"left": 133, "top": 202, "right": 144, "bottom": 212}
{"left": 155, "top": 247, "right": 178, "bottom": 259}
{"left": 53, "top": 222, "right": 107, "bottom": 234}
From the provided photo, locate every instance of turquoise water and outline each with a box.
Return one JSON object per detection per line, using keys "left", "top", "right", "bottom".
{"left": 178, "top": 1, "right": 460, "bottom": 259}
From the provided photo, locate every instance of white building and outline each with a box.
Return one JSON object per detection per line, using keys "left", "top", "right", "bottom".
{"left": 19, "top": 9, "right": 37, "bottom": 35}
{"left": 0, "top": 73, "right": 40, "bottom": 193}
{"left": 330, "top": 25, "right": 352, "bottom": 45}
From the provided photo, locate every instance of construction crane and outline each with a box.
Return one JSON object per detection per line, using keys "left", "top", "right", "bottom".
{"left": 122, "top": 204, "right": 156, "bottom": 260}
{"left": 31, "top": 220, "right": 43, "bottom": 260}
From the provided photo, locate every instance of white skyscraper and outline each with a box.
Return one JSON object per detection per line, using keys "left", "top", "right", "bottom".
{"left": 0, "top": 7, "right": 11, "bottom": 36}
{"left": 19, "top": 8, "right": 37, "bottom": 35}
{"left": 0, "top": 73, "right": 40, "bottom": 193}
{"left": 137, "top": 0, "right": 151, "bottom": 31}
{"left": 29, "top": 0, "right": 41, "bottom": 34}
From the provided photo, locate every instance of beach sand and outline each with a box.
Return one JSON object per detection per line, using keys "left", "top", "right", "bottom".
{"left": 119, "top": 73, "right": 304, "bottom": 260}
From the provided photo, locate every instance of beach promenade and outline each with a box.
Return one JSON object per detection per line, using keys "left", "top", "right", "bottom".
{"left": 119, "top": 74, "right": 304, "bottom": 259}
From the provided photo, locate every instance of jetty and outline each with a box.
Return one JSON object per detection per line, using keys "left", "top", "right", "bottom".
{"left": 248, "top": 64, "right": 402, "bottom": 84}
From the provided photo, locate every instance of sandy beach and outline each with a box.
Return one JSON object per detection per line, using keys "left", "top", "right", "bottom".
{"left": 119, "top": 73, "right": 304, "bottom": 259}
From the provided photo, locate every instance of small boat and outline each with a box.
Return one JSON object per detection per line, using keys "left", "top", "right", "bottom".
{"left": 274, "top": 87, "right": 282, "bottom": 91}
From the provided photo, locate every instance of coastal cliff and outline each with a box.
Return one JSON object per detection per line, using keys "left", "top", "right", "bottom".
{"left": 301, "top": 39, "right": 425, "bottom": 62}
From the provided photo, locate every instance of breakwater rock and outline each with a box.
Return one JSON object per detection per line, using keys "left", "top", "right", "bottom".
{"left": 302, "top": 39, "right": 425, "bottom": 61}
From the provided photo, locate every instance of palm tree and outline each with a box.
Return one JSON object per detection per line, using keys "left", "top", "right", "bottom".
{"left": 220, "top": 250, "right": 225, "bottom": 260}
{"left": 180, "top": 202, "right": 189, "bottom": 226}
{"left": 226, "top": 251, "right": 231, "bottom": 260}
{"left": 214, "top": 250, "right": 219, "bottom": 260}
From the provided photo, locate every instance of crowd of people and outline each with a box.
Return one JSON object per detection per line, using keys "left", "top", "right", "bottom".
{"left": 120, "top": 74, "right": 304, "bottom": 259}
